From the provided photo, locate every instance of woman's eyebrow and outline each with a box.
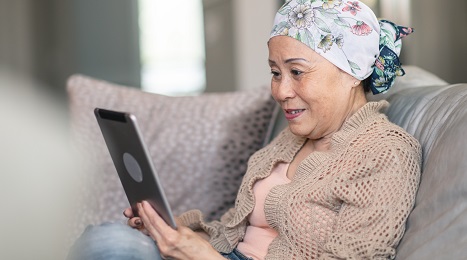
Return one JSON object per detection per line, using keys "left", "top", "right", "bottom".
{"left": 268, "top": 58, "right": 310, "bottom": 65}
{"left": 285, "top": 58, "right": 309, "bottom": 63}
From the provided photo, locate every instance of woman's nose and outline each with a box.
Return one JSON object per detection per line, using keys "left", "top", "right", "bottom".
{"left": 273, "top": 78, "right": 295, "bottom": 102}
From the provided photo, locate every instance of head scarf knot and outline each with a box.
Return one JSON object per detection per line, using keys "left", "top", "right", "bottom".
{"left": 270, "top": 0, "right": 413, "bottom": 95}
{"left": 371, "top": 20, "right": 413, "bottom": 94}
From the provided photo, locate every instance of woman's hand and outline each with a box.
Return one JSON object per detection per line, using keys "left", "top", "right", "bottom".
{"left": 123, "top": 207, "right": 149, "bottom": 235}
{"left": 124, "top": 206, "right": 210, "bottom": 241}
{"left": 137, "top": 201, "right": 223, "bottom": 260}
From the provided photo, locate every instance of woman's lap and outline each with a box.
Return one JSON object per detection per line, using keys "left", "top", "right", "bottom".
{"left": 68, "top": 222, "right": 254, "bottom": 260}
{"left": 67, "top": 223, "right": 160, "bottom": 260}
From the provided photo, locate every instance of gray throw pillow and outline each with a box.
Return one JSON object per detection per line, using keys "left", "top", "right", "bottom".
{"left": 67, "top": 75, "right": 278, "bottom": 237}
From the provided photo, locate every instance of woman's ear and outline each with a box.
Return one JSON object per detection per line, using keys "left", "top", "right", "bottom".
{"left": 340, "top": 69, "right": 360, "bottom": 89}
{"left": 352, "top": 80, "right": 361, "bottom": 88}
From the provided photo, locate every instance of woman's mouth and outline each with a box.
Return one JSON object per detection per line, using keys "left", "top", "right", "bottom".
{"left": 284, "top": 109, "right": 305, "bottom": 120}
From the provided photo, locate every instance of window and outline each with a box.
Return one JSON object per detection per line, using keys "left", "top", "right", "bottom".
{"left": 139, "top": 0, "right": 206, "bottom": 96}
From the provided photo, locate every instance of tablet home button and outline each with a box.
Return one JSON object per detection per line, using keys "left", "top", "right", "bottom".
{"left": 123, "top": 152, "right": 143, "bottom": 182}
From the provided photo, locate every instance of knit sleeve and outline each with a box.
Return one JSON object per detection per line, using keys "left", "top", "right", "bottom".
{"left": 321, "top": 135, "right": 421, "bottom": 259}
{"left": 177, "top": 207, "right": 237, "bottom": 252}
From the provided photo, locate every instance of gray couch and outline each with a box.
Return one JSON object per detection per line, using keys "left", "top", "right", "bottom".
{"left": 68, "top": 66, "right": 467, "bottom": 259}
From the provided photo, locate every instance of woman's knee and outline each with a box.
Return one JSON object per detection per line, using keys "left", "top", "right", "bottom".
{"left": 67, "top": 223, "right": 159, "bottom": 260}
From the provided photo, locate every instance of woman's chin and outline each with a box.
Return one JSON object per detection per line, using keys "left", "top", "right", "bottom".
{"left": 288, "top": 125, "right": 310, "bottom": 139}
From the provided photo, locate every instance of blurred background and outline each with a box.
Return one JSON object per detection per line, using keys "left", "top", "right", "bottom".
{"left": 2, "top": 0, "right": 466, "bottom": 98}
{"left": 0, "top": 0, "right": 467, "bottom": 98}
{"left": 0, "top": 0, "right": 466, "bottom": 259}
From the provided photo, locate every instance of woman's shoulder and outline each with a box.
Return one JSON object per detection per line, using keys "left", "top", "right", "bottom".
{"left": 357, "top": 115, "right": 421, "bottom": 155}
{"left": 339, "top": 101, "right": 420, "bottom": 153}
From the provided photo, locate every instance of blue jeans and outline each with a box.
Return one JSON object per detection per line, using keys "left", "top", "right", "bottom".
{"left": 68, "top": 223, "right": 253, "bottom": 260}
{"left": 67, "top": 223, "right": 161, "bottom": 260}
{"left": 221, "top": 249, "right": 254, "bottom": 260}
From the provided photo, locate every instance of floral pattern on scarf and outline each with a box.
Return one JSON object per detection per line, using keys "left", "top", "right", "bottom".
{"left": 271, "top": 0, "right": 375, "bottom": 75}
{"left": 371, "top": 20, "right": 414, "bottom": 94}
{"left": 270, "top": 0, "right": 413, "bottom": 95}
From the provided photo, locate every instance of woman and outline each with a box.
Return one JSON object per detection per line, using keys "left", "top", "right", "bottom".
{"left": 68, "top": 1, "right": 421, "bottom": 259}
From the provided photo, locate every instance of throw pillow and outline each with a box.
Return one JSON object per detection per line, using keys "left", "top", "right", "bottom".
{"left": 67, "top": 74, "right": 278, "bottom": 237}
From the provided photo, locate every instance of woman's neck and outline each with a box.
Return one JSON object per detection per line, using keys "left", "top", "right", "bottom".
{"left": 311, "top": 88, "right": 367, "bottom": 152}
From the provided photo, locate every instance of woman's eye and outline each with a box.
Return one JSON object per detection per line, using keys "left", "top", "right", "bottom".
{"left": 291, "top": 69, "right": 302, "bottom": 76}
{"left": 270, "top": 70, "right": 280, "bottom": 77}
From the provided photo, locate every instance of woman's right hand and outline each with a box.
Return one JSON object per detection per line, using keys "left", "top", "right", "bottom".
{"left": 124, "top": 206, "right": 210, "bottom": 241}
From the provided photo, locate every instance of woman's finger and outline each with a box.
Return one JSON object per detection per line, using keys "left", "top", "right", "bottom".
{"left": 138, "top": 202, "right": 183, "bottom": 259}
{"left": 140, "top": 227, "right": 150, "bottom": 236}
{"left": 137, "top": 202, "right": 163, "bottom": 242}
{"left": 123, "top": 207, "right": 134, "bottom": 218}
{"left": 127, "top": 216, "right": 143, "bottom": 228}
{"left": 142, "top": 201, "right": 176, "bottom": 233}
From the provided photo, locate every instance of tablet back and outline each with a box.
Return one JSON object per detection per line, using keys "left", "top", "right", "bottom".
{"left": 94, "top": 108, "right": 177, "bottom": 229}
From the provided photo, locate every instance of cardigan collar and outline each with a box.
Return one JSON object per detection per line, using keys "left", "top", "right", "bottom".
{"left": 330, "top": 100, "right": 388, "bottom": 149}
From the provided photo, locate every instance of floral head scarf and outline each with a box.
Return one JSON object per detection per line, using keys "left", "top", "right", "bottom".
{"left": 270, "top": 0, "right": 413, "bottom": 94}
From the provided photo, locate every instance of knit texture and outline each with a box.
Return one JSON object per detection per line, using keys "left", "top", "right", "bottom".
{"left": 179, "top": 101, "right": 421, "bottom": 259}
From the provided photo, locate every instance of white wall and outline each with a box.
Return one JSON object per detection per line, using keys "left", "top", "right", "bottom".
{"left": 203, "top": 0, "right": 237, "bottom": 92}
{"left": 70, "top": 0, "right": 141, "bottom": 87}
{"left": 203, "top": 0, "right": 279, "bottom": 92}
{"left": 379, "top": 0, "right": 411, "bottom": 25}
{"left": 0, "top": 0, "right": 34, "bottom": 76}
{"left": 233, "top": 0, "right": 278, "bottom": 91}
{"left": 0, "top": 0, "right": 141, "bottom": 95}
{"left": 380, "top": 0, "right": 467, "bottom": 84}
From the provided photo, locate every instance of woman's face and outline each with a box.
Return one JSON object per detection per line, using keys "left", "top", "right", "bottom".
{"left": 268, "top": 36, "right": 360, "bottom": 140}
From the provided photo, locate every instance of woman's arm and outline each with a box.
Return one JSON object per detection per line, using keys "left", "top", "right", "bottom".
{"left": 321, "top": 141, "right": 421, "bottom": 259}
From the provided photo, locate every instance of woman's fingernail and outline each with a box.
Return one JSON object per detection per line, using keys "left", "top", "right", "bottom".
{"left": 135, "top": 219, "right": 142, "bottom": 226}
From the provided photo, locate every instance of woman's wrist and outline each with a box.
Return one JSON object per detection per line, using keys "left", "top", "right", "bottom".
{"left": 195, "top": 230, "right": 210, "bottom": 241}
{"left": 183, "top": 237, "right": 222, "bottom": 260}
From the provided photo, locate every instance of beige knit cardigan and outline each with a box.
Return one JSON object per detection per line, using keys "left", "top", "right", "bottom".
{"left": 180, "top": 101, "right": 422, "bottom": 259}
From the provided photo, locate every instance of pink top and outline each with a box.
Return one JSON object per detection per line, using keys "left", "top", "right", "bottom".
{"left": 237, "top": 162, "right": 291, "bottom": 260}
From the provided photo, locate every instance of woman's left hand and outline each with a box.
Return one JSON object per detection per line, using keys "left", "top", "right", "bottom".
{"left": 137, "top": 201, "right": 224, "bottom": 260}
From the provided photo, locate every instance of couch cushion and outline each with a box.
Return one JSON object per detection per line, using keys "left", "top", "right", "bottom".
{"left": 384, "top": 84, "right": 467, "bottom": 259}
{"left": 67, "top": 75, "right": 278, "bottom": 235}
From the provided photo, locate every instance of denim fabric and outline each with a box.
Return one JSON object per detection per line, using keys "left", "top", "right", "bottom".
{"left": 67, "top": 223, "right": 162, "bottom": 260}
{"left": 68, "top": 223, "right": 254, "bottom": 260}
{"left": 221, "top": 249, "right": 254, "bottom": 260}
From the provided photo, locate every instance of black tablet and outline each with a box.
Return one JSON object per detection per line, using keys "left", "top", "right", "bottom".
{"left": 94, "top": 108, "right": 177, "bottom": 229}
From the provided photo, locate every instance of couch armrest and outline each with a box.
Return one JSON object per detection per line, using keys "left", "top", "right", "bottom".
{"left": 383, "top": 83, "right": 467, "bottom": 259}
